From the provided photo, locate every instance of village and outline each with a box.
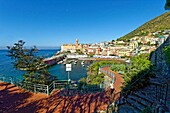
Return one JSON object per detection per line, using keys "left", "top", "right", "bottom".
{"left": 61, "top": 30, "right": 170, "bottom": 58}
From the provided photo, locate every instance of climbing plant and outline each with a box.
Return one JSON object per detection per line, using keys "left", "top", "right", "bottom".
{"left": 164, "top": 46, "right": 170, "bottom": 64}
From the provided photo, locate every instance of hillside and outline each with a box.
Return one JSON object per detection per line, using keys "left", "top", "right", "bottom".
{"left": 118, "top": 11, "right": 170, "bottom": 41}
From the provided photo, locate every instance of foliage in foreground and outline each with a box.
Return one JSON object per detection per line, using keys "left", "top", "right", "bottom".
{"left": 141, "top": 107, "right": 153, "bottom": 113}
{"left": 80, "top": 60, "right": 119, "bottom": 85}
{"left": 7, "top": 40, "right": 55, "bottom": 84}
{"left": 111, "top": 63, "right": 126, "bottom": 74}
{"left": 164, "top": 46, "right": 170, "bottom": 64}
{"left": 123, "top": 54, "right": 151, "bottom": 91}
{"left": 110, "top": 54, "right": 151, "bottom": 91}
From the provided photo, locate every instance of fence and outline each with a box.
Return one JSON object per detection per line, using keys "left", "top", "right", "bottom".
{"left": 0, "top": 75, "right": 104, "bottom": 96}
{"left": 99, "top": 66, "right": 115, "bottom": 89}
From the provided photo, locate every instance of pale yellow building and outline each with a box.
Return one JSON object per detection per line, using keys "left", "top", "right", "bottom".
{"left": 61, "top": 39, "right": 83, "bottom": 53}
{"left": 61, "top": 44, "right": 76, "bottom": 53}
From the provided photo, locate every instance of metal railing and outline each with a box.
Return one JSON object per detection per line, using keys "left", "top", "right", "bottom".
{"left": 102, "top": 67, "right": 152, "bottom": 112}
{"left": 0, "top": 75, "right": 104, "bottom": 96}
{"left": 99, "top": 66, "right": 115, "bottom": 89}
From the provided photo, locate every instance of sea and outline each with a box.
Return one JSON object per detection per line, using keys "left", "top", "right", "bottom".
{"left": 0, "top": 49, "right": 88, "bottom": 81}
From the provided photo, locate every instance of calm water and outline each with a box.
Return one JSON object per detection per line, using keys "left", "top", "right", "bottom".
{"left": 0, "top": 49, "right": 88, "bottom": 81}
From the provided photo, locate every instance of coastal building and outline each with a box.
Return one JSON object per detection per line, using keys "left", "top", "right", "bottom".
{"left": 61, "top": 38, "right": 83, "bottom": 53}
{"left": 130, "top": 41, "right": 138, "bottom": 49}
{"left": 117, "top": 48, "right": 132, "bottom": 57}
{"left": 95, "top": 47, "right": 102, "bottom": 55}
{"left": 158, "top": 36, "right": 166, "bottom": 45}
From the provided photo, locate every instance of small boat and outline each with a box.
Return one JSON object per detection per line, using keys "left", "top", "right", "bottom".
{"left": 81, "top": 61, "right": 84, "bottom": 65}
{"left": 74, "top": 60, "right": 78, "bottom": 64}
{"left": 58, "top": 61, "right": 63, "bottom": 64}
{"left": 74, "top": 62, "right": 77, "bottom": 64}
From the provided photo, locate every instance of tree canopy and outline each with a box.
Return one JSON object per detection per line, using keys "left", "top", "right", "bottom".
{"left": 7, "top": 40, "right": 54, "bottom": 84}
{"left": 165, "top": 0, "right": 170, "bottom": 10}
{"left": 122, "top": 54, "right": 151, "bottom": 90}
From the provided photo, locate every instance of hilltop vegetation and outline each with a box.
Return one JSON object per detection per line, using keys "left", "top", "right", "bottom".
{"left": 118, "top": 12, "right": 170, "bottom": 41}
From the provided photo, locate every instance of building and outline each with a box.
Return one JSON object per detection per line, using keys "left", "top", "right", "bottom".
{"left": 61, "top": 44, "right": 76, "bottom": 53}
{"left": 61, "top": 38, "right": 83, "bottom": 53}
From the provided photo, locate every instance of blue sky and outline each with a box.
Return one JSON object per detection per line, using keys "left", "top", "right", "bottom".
{"left": 0, "top": 0, "right": 167, "bottom": 48}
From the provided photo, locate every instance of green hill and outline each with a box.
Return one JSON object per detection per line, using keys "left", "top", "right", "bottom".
{"left": 118, "top": 11, "right": 170, "bottom": 41}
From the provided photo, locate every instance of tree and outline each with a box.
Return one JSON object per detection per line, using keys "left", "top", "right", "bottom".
{"left": 7, "top": 40, "right": 54, "bottom": 84}
{"left": 122, "top": 54, "right": 151, "bottom": 90}
{"left": 86, "top": 60, "right": 116, "bottom": 84}
{"left": 165, "top": 0, "right": 170, "bottom": 10}
{"left": 111, "top": 63, "right": 126, "bottom": 72}
{"left": 164, "top": 46, "right": 170, "bottom": 64}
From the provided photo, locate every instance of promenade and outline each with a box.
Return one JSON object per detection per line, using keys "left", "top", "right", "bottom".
{"left": 0, "top": 67, "right": 124, "bottom": 113}
{"left": 100, "top": 66, "right": 124, "bottom": 93}
{"left": 100, "top": 66, "right": 124, "bottom": 103}
{"left": 0, "top": 82, "right": 110, "bottom": 113}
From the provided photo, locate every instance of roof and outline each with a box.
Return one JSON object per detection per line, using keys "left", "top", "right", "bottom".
{"left": 158, "top": 36, "right": 165, "bottom": 38}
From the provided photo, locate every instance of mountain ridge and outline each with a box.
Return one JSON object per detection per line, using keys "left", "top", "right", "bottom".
{"left": 118, "top": 11, "right": 170, "bottom": 41}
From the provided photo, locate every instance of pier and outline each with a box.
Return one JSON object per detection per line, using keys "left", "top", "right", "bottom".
{"left": 43, "top": 54, "right": 66, "bottom": 66}
{"left": 78, "top": 57, "right": 125, "bottom": 61}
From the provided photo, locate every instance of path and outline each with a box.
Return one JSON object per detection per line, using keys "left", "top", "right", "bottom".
{"left": 0, "top": 82, "right": 110, "bottom": 113}
{"left": 100, "top": 66, "right": 124, "bottom": 93}
{"left": 100, "top": 66, "right": 124, "bottom": 103}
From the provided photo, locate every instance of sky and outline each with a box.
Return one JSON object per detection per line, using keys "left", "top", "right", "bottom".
{"left": 0, "top": 0, "right": 167, "bottom": 48}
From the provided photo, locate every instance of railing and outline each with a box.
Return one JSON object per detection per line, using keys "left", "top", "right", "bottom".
{"left": 99, "top": 66, "right": 115, "bottom": 90}
{"left": 103, "top": 67, "right": 152, "bottom": 112}
{"left": 100, "top": 68, "right": 115, "bottom": 77}
{"left": 0, "top": 75, "right": 104, "bottom": 96}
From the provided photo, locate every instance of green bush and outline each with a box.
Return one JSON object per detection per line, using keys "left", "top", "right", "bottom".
{"left": 164, "top": 46, "right": 170, "bottom": 64}
{"left": 111, "top": 63, "right": 126, "bottom": 72}
{"left": 87, "top": 60, "right": 117, "bottom": 84}
{"left": 141, "top": 107, "right": 152, "bottom": 113}
{"left": 122, "top": 54, "right": 151, "bottom": 91}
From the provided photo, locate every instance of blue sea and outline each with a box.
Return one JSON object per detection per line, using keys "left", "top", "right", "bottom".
{"left": 0, "top": 49, "right": 88, "bottom": 81}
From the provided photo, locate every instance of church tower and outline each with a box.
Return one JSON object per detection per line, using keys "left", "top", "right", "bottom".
{"left": 76, "top": 38, "right": 79, "bottom": 48}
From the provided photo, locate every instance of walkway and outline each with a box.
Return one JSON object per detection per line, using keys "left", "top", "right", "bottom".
{"left": 100, "top": 66, "right": 124, "bottom": 103}
{"left": 0, "top": 82, "right": 110, "bottom": 113}
{"left": 100, "top": 66, "right": 124, "bottom": 93}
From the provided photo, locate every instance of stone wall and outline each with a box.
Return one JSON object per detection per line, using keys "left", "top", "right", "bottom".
{"left": 151, "top": 36, "right": 170, "bottom": 80}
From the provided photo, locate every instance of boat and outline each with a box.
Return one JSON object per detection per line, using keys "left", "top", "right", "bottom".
{"left": 57, "top": 60, "right": 64, "bottom": 64}
{"left": 74, "top": 60, "right": 78, "bottom": 64}
{"left": 81, "top": 61, "right": 84, "bottom": 65}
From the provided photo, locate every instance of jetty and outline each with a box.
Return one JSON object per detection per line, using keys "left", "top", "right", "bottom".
{"left": 43, "top": 54, "right": 66, "bottom": 66}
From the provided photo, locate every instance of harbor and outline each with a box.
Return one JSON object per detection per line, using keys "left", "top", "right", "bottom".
{"left": 0, "top": 50, "right": 89, "bottom": 81}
